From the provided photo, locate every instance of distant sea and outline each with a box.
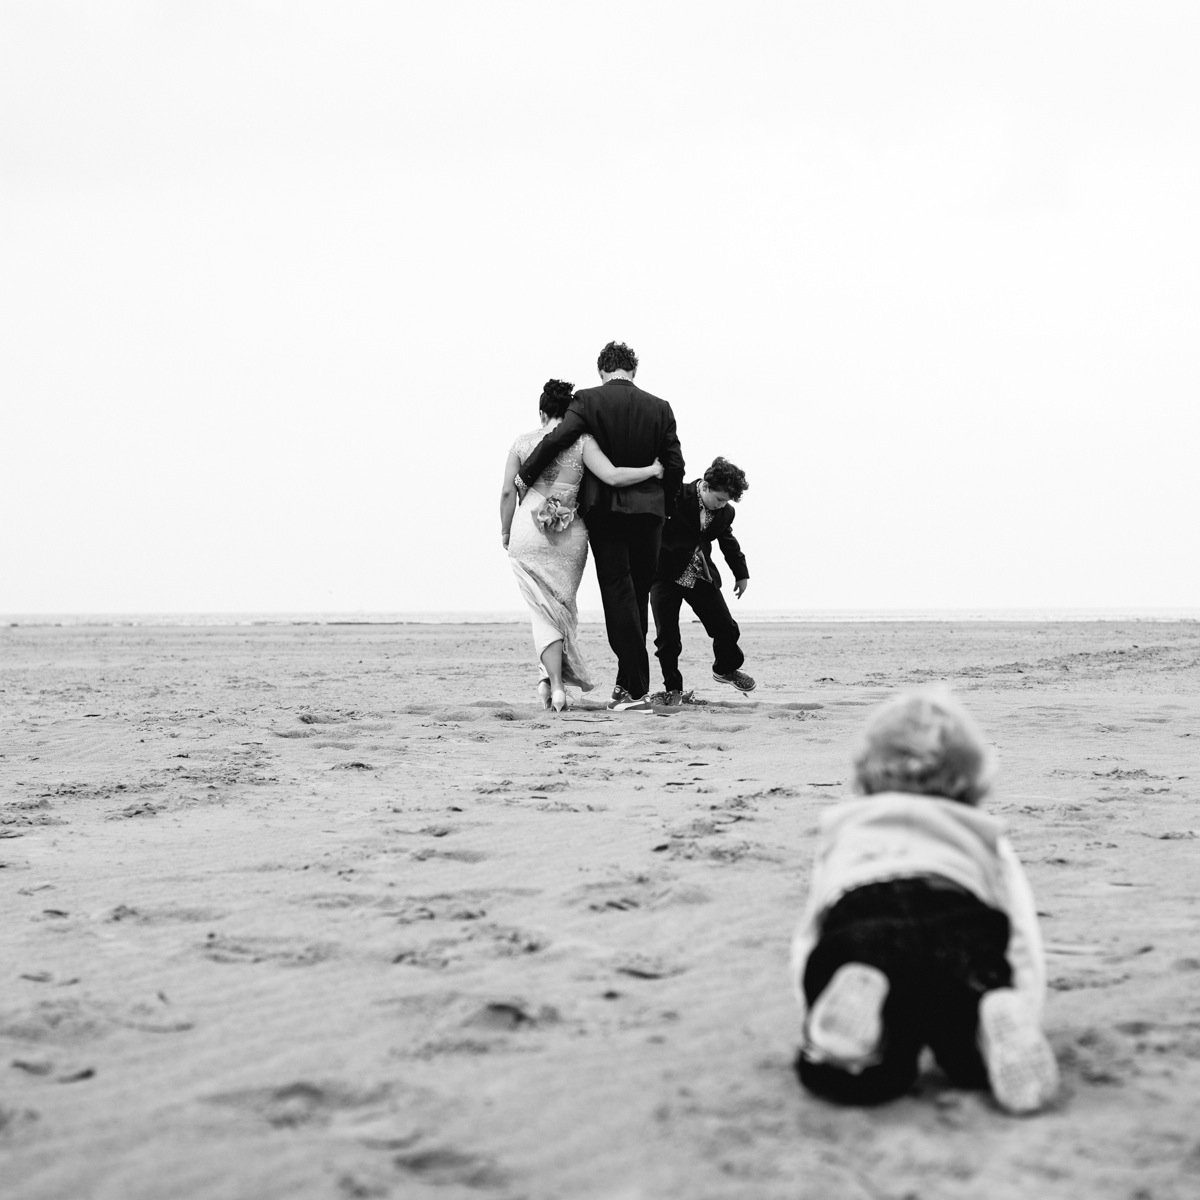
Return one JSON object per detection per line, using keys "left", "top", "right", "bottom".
{"left": 4, "top": 609, "right": 1198, "bottom": 627}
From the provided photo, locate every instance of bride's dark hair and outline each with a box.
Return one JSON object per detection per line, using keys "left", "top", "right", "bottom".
{"left": 539, "top": 378, "right": 574, "bottom": 420}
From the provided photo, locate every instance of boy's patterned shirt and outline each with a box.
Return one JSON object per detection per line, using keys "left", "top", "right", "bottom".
{"left": 675, "top": 492, "right": 714, "bottom": 589}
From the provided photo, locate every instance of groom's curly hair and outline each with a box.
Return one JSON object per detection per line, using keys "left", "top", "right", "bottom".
{"left": 539, "top": 379, "right": 575, "bottom": 419}
{"left": 596, "top": 341, "right": 639, "bottom": 374}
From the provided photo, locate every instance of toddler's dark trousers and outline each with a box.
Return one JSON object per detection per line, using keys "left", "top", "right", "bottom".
{"left": 650, "top": 577, "right": 744, "bottom": 692}
{"left": 796, "top": 878, "right": 1013, "bottom": 1105}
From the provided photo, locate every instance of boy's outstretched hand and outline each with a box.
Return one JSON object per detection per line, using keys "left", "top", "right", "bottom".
{"left": 734, "top": 579, "right": 749, "bottom": 599}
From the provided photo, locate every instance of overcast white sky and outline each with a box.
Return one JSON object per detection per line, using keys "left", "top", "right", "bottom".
{"left": 2, "top": 1, "right": 1197, "bottom": 616}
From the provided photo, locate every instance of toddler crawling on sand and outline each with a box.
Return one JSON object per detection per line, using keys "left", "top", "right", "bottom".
{"left": 791, "top": 687, "right": 1060, "bottom": 1114}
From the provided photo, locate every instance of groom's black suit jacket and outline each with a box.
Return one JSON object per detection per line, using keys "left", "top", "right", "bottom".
{"left": 517, "top": 379, "right": 685, "bottom": 518}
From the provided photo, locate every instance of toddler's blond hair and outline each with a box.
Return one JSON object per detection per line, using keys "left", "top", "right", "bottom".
{"left": 852, "top": 687, "right": 994, "bottom": 806}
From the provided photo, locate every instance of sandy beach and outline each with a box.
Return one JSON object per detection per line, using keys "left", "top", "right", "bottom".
{"left": 2, "top": 619, "right": 1199, "bottom": 1200}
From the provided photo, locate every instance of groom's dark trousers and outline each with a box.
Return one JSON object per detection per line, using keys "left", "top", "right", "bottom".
{"left": 517, "top": 378, "right": 684, "bottom": 699}
{"left": 587, "top": 512, "right": 663, "bottom": 699}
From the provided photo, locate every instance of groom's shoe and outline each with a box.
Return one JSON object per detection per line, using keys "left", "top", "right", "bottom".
{"left": 608, "top": 687, "right": 652, "bottom": 712}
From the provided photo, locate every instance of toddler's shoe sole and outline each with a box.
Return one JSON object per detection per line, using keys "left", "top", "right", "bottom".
{"left": 805, "top": 963, "right": 889, "bottom": 1070}
{"left": 978, "top": 989, "right": 1059, "bottom": 1114}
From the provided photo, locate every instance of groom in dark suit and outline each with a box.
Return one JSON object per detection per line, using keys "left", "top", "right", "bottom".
{"left": 517, "top": 341, "right": 685, "bottom": 710}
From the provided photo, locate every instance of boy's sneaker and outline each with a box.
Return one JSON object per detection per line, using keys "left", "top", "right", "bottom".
{"left": 977, "top": 988, "right": 1059, "bottom": 1115}
{"left": 803, "top": 963, "right": 889, "bottom": 1072}
{"left": 713, "top": 669, "right": 756, "bottom": 693}
{"left": 608, "top": 687, "right": 652, "bottom": 712}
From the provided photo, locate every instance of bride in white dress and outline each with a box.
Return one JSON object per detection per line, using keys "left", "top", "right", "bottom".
{"left": 499, "top": 379, "right": 663, "bottom": 711}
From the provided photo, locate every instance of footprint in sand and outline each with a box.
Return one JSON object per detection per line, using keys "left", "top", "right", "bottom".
{"left": 0, "top": 996, "right": 109, "bottom": 1042}
{"left": 429, "top": 709, "right": 487, "bottom": 724}
{"left": 113, "top": 997, "right": 195, "bottom": 1033}
{"left": 474, "top": 780, "right": 513, "bottom": 794}
{"left": 574, "top": 874, "right": 712, "bottom": 913}
{"left": 613, "top": 952, "right": 687, "bottom": 980}
{"left": 410, "top": 847, "right": 488, "bottom": 863}
{"left": 391, "top": 1145, "right": 510, "bottom": 1191}
{"left": 201, "top": 932, "right": 335, "bottom": 966}
{"left": 2, "top": 797, "right": 65, "bottom": 827}
{"left": 106, "top": 800, "right": 164, "bottom": 819}
{"left": 386, "top": 893, "right": 490, "bottom": 924}
{"left": 391, "top": 945, "right": 456, "bottom": 970}
{"left": 0, "top": 993, "right": 192, "bottom": 1040}
{"left": 1092, "top": 767, "right": 1164, "bottom": 782}
{"left": 107, "top": 903, "right": 226, "bottom": 924}
{"left": 472, "top": 923, "right": 547, "bottom": 956}
{"left": 462, "top": 999, "right": 562, "bottom": 1032}
{"left": 0, "top": 1106, "right": 40, "bottom": 1135}
{"left": 724, "top": 782, "right": 801, "bottom": 801}
{"left": 298, "top": 711, "right": 357, "bottom": 725}
{"left": 391, "top": 922, "right": 547, "bottom": 970}
{"left": 654, "top": 825, "right": 779, "bottom": 864}
{"left": 1060, "top": 1027, "right": 1134, "bottom": 1085}
{"left": 532, "top": 798, "right": 602, "bottom": 812}
{"left": 295, "top": 890, "right": 387, "bottom": 912}
{"left": 474, "top": 778, "right": 570, "bottom": 798}
{"left": 205, "top": 1080, "right": 392, "bottom": 1129}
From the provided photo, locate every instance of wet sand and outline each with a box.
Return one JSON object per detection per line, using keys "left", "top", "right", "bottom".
{"left": 2, "top": 620, "right": 1199, "bottom": 1199}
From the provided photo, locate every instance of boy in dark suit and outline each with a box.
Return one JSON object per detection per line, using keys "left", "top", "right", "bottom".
{"left": 651, "top": 457, "right": 754, "bottom": 703}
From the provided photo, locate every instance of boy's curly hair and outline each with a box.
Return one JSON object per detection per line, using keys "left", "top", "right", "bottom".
{"left": 703, "top": 457, "right": 748, "bottom": 502}
{"left": 596, "top": 341, "right": 639, "bottom": 374}
{"left": 853, "top": 687, "right": 994, "bottom": 806}
{"left": 539, "top": 379, "right": 574, "bottom": 419}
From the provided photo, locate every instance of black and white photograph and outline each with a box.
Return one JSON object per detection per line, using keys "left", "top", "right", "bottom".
{"left": 3, "top": 3, "right": 1198, "bottom": 1198}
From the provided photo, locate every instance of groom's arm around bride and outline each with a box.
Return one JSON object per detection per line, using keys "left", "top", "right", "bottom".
{"left": 518, "top": 357, "right": 684, "bottom": 518}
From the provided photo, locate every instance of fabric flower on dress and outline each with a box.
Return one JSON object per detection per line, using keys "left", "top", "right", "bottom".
{"left": 533, "top": 496, "right": 576, "bottom": 533}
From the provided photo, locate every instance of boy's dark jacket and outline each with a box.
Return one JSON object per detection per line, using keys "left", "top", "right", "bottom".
{"left": 655, "top": 479, "right": 749, "bottom": 588}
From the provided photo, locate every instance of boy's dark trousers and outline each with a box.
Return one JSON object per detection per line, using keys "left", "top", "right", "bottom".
{"left": 651, "top": 576, "right": 744, "bottom": 692}
{"left": 796, "top": 878, "right": 1014, "bottom": 1105}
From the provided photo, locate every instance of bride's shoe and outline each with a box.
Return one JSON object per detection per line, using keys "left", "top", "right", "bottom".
{"left": 536, "top": 680, "right": 552, "bottom": 709}
{"left": 551, "top": 688, "right": 567, "bottom": 713}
